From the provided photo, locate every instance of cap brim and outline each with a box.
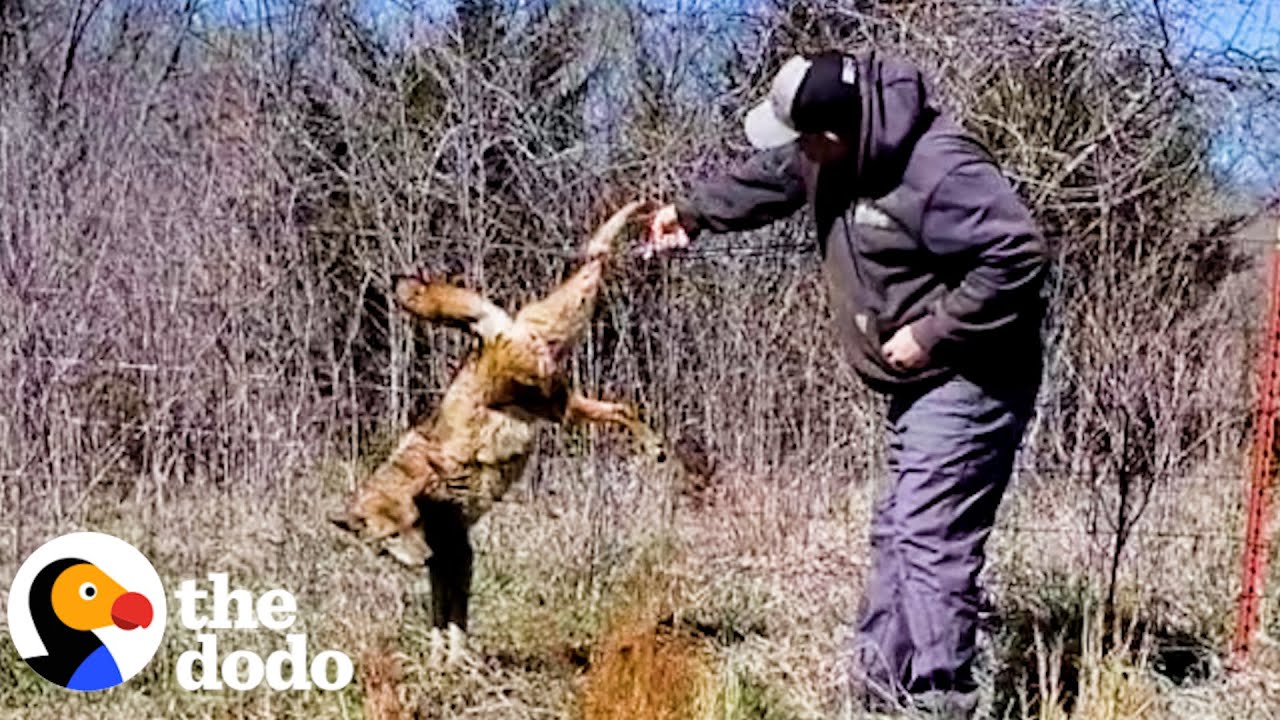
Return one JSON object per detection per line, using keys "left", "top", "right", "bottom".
{"left": 743, "top": 100, "right": 800, "bottom": 149}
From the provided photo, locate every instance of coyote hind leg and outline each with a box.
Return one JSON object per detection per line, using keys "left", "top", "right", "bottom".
{"left": 513, "top": 201, "right": 647, "bottom": 350}
{"left": 584, "top": 199, "right": 647, "bottom": 259}
{"left": 512, "top": 262, "right": 606, "bottom": 352}
{"left": 394, "top": 274, "right": 513, "bottom": 342}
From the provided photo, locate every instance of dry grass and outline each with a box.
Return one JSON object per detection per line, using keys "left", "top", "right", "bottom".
{"left": 1, "top": 427, "right": 1278, "bottom": 720}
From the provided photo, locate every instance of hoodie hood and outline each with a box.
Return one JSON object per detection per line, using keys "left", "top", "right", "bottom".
{"left": 848, "top": 52, "right": 939, "bottom": 195}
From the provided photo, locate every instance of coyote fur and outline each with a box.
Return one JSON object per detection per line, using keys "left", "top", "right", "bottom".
{"left": 331, "top": 201, "right": 686, "bottom": 631}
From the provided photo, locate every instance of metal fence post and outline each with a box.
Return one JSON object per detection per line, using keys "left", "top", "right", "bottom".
{"left": 1234, "top": 218, "right": 1280, "bottom": 663}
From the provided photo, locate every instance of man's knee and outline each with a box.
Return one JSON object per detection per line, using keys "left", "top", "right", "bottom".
{"left": 894, "top": 530, "right": 989, "bottom": 613}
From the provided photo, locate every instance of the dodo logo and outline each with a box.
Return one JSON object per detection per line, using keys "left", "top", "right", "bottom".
{"left": 7, "top": 532, "right": 166, "bottom": 691}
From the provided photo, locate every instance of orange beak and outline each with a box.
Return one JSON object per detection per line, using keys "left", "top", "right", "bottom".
{"left": 110, "top": 592, "right": 153, "bottom": 630}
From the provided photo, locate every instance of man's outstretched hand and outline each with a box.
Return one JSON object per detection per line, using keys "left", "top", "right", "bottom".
{"left": 641, "top": 204, "right": 691, "bottom": 259}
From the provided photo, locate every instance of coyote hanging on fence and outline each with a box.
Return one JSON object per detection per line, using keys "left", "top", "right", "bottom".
{"left": 331, "top": 201, "right": 697, "bottom": 633}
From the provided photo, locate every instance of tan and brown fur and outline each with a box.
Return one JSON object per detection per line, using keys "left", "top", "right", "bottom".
{"left": 331, "top": 201, "right": 686, "bottom": 631}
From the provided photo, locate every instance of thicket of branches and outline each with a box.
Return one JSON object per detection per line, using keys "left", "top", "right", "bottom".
{"left": 1, "top": 0, "right": 1277, "bottom": 599}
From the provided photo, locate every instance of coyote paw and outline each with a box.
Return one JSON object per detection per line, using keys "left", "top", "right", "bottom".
{"left": 626, "top": 423, "right": 668, "bottom": 464}
{"left": 392, "top": 273, "right": 427, "bottom": 310}
{"left": 425, "top": 624, "right": 469, "bottom": 668}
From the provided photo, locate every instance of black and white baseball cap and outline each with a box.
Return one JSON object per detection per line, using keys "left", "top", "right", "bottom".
{"left": 743, "top": 52, "right": 861, "bottom": 149}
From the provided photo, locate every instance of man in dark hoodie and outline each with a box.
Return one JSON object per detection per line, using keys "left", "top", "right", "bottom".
{"left": 643, "top": 51, "right": 1046, "bottom": 717}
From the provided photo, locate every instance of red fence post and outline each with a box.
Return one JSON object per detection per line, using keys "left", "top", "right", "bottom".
{"left": 1234, "top": 220, "right": 1280, "bottom": 663}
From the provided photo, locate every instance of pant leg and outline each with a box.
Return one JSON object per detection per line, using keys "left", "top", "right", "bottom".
{"left": 850, "top": 413, "right": 912, "bottom": 708}
{"left": 890, "top": 375, "right": 1033, "bottom": 701}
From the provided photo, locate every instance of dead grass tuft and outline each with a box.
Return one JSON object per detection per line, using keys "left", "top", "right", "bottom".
{"left": 359, "top": 644, "right": 410, "bottom": 720}
{"left": 582, "top": 605, "right": 714, "bottom": 720}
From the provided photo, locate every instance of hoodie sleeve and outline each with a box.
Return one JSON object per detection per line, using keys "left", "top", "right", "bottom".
{"left": 674, "top": 145, "right": 807, "bottom": 238}
{"left": 911, "top": 160, "right": 1046, "bottom": 353}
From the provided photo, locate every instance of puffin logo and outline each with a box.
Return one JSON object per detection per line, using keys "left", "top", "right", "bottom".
{"left": 6, "top": 532, "right": 166, "bottom": 692}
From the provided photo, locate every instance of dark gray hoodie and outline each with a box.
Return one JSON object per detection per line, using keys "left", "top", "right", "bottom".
{"left": 675, "top": 52, "right": 1046, "bottom": 394}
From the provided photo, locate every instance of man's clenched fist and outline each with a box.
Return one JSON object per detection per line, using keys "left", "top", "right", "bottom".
{"left": 882, "top": 324, "right": 929, "bottom": 370}
{"left": 641, "top": 204, "right": 691, "bottom": 259}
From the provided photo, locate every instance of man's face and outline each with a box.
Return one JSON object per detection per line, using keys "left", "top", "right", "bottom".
{"left": 798, "top": 132, "right": 850, "bottom": 164}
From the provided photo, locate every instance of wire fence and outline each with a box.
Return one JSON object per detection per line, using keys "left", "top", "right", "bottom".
{"left": 0, "top": 255, "right": 1262, "bottom": 699}
{"left": 1, "top": 261, "right": 1260, "bottom": 543}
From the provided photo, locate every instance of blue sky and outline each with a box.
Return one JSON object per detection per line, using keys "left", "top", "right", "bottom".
{"left": 203, "top": 0, "right": 1277, "bottom": 60}
{"left": 1178, "top": 0, "right": 1279, "bottom": 193}
{"left": 201, "top": 0, "right": 1277, "bottom": 194}
{"left": 1185, "top": 0, "right": 1278, "bottom": 54}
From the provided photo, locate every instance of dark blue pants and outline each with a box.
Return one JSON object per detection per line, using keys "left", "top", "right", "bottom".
{"left": 850, "top": 373, "right": 1034, "bottom": 714}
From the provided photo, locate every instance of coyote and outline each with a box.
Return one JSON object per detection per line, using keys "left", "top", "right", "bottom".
{"left": 332, "top": 201, "right": 689, "bottom": 633}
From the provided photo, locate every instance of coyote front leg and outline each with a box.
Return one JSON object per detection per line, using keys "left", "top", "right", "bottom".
{"left": 564, "top": 392, "right": 668, "bottom": 462}
{"left": 420, "top": 501, "right": 473, "bottom": 632}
